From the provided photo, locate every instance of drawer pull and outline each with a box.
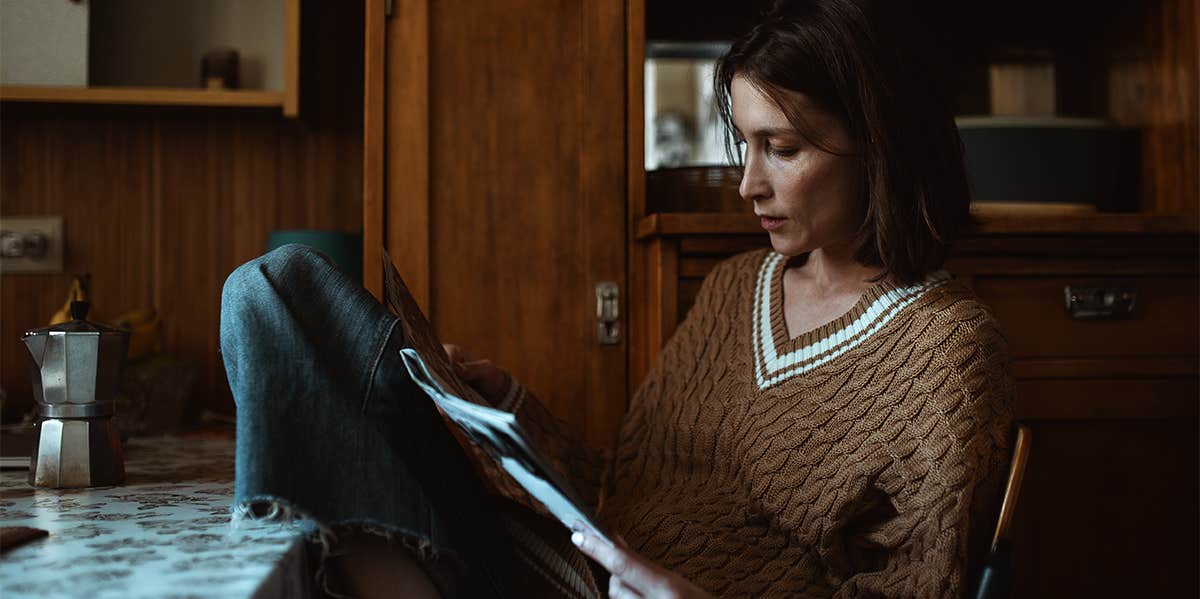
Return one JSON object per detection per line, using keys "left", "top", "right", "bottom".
{"left": 1064, "top": 285, "right": 1137, "bottom": 320}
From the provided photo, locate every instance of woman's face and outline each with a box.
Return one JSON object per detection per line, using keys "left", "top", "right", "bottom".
{"left": 731, "top": 75, "right": 863, "bottom": 258}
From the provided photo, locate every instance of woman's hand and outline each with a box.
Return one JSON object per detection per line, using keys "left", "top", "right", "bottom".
{"left": 441, "top": 343, "right": 510, "bottom": 403}
{"left": 571, "top": 527, "right": 714, "bottom": 599}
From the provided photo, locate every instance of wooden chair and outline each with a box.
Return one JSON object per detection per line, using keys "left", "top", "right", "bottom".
{"left": 975, "top": 424, "right": 1033, "bottom": 599}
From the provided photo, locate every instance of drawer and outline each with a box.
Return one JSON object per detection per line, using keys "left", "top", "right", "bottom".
{"left": 1012, "top": 418, "right": 1199, "bottom": 597}
{"left": 1014, "top": 377, "right": 1198, "bottom": 419}
{"left": 972, "top": 275, "right": 1199, "bottom": 359}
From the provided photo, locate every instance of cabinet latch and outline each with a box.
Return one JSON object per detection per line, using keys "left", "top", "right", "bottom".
{"left": 1064, "top": 285, "right": 1137, "bottom": 319}
{"left": 595, "top": 282, "right": 620, "bottom": 345}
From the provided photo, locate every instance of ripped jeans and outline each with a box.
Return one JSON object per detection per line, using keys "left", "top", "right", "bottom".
{"left": 220, "top": 245, "right": 515, "bottom": 598}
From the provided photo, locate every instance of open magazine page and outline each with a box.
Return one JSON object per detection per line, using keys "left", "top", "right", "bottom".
{"left": 400, "top": 349, "right": 611, "bottom": 545}
{"left": 381, "top": 250, "right": 489, "bottom": 407}
{"left": 381, "top": 250, "right": 613, "bottom": 546}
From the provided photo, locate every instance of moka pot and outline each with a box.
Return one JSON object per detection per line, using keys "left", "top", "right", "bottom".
{"left": 22, "top": 301, "right": 128, "bottom": 488}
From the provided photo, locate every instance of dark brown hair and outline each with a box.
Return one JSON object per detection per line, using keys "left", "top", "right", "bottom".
{"left": 715, "top": 0, "right": 972, "bottom": 285}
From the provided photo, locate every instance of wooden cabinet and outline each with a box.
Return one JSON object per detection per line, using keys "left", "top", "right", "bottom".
{"left": 623, "top": 3, "right": 1199, "bottom": 592}
{"left": 365, "top": 0, "right": 628, "bottom": 448}
{"left": 366, "top": 0, "right": 1197, "bottom": 439}
{"left": 363, "top": 0, "right": 1198, "bottom": 593}
{"left": 634, "top": 211, "right": 1199, "bottom": 597}
{"left": 0, "top": 0, "right": 301, "bottom": 116}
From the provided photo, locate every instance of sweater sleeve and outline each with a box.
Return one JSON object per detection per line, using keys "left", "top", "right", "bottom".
{"left": 491, "top": 378, "right": 609, "bottom": 514}
{"left": 834, "top": 307, "right": 1015, "bottom": 599}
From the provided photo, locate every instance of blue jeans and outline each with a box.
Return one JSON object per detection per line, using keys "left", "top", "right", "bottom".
{"left": 220, "top": 245, "right": 515, "bottom": 598}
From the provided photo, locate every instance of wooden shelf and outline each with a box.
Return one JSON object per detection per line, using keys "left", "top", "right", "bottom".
{"left": 0, "top": 0, "right": 300, "bottom": 115}
{"left": 636, "top": 207, "right": 1200, "bottom": 240}
{"left": 0, "top": 85, "right": 289, "bottom": 113}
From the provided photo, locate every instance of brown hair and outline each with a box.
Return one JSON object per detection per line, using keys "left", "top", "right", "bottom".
{"left": 715, "top": 0, "right": 972, "bottom": 285}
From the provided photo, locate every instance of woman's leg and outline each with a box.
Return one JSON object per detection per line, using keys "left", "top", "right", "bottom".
{"left": 326, "top": 530, "right": 443, "bottom": 599}
{"left": 220, "top": 244, "right": 514, "bottom": 598}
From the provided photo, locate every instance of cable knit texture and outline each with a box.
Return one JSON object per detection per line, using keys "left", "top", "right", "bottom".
{"left": 498, "top": 249, "right": 1013, "bottom": 598}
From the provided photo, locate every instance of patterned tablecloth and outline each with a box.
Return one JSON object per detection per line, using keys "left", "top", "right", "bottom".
{"left": 0, "top": 436, "right": 302, "bottom": 599}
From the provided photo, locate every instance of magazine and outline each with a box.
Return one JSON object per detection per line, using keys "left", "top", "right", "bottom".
{"left": 382, "top": 250, "right": 613, "bottom": 546}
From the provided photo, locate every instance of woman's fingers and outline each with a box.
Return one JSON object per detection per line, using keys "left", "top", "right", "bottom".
{"left": 609, "top": 575, "right": 643, "bottom": 598}
{"left": 442, "top": 344, "right": 490, "bottom": 380}
{"left": 442, "top": 343, "right": 469, "bottom": 364}
{"left": 457, "top": 358, "right": 494, "bottom": 381}
{"left": 572, "top": 530, "right": 664, "bottom": 597}
{"left": 443, "top": 344, "right": 484, "bottom": 380}
{"left": 441, "top": 344, "right": 510, "bottom": 401}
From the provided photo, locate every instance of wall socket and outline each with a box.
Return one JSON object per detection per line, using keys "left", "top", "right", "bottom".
{"left": 0, "top": 216, "right": 64, "bottom": 274}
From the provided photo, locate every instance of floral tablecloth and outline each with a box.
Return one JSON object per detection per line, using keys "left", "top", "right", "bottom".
{"left": 0, "top": 436, "right": 301, "bottom": 599}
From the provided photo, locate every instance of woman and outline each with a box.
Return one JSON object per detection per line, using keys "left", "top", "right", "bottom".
{"left": 221, "top": 1, "right": 1012, "bottom": 597}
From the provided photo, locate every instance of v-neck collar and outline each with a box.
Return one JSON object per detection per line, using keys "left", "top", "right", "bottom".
{"left": 767, "top": 253, "right": 892, "bottom": 352}
{"left": 752, "top": 252, "right": 951, "bottom": 390}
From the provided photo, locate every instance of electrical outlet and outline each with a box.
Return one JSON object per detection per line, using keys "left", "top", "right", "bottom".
{"left": 0, "top": 216, "right": 63, "bottom": 274}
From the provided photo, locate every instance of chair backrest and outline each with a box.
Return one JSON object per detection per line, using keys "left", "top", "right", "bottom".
{"left": 975, "top": 424, "right": 1032, "bottom": 599}
{"left": 992, "top": 424, "right": 1032, "bottom": 547}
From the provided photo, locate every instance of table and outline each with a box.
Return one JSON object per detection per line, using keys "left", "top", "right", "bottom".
{"left": 0, "top": 436, "right": 303, "bottom": 599}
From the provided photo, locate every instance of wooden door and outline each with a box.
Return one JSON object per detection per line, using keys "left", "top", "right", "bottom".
{"left": 364, "top": 0, "right": 628, "bottom": 448}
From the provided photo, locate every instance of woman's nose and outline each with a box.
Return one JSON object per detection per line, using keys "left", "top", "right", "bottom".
{"left": 739, "top": 154, "right": 770, "bottom": 202}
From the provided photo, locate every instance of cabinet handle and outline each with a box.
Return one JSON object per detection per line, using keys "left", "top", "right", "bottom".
{"left": 1063, "top": 285, "right": 1137, "bottom": 320}
{"left": 596, "top": 282, "right": 621, "bottom": 345}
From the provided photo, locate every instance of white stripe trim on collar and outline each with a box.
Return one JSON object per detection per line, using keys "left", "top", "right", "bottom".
{"left": 752, "top": 253, "right": 950, "bottom": 390}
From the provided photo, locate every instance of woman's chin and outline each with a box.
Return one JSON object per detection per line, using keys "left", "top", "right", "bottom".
{"left": 767, "top": 233, "right": 810, "bottom": 257}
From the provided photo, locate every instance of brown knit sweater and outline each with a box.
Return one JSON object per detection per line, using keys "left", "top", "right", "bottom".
{"left": 497, "top": 249, "right": 1014, "bottom": 598}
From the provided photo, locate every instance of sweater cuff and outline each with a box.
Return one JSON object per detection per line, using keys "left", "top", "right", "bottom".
{"left": 494, "top": 374, "right": 526, "bottom": 413}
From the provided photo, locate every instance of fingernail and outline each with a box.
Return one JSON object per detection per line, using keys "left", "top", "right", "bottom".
{"left": 571, "top": 532, "right": 583, "bottom": 546}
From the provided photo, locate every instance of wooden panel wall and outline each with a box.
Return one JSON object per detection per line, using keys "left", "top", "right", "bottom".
{"left": 420, "top": 0, "right": 628, "bottom": 448}
{"left": 0, "top": 0, "right": 363, "bottom": 422}
{"left": 361, "top": 0, "right": 388, "bottom": 299}
{"left": 380, "top": 0, "right": 431, "bottom": 310}
{"left": 1107, "top": 0, "right": 1199, "bottom": 214}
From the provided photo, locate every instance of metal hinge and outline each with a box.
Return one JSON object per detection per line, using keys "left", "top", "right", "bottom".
{"left": 595, "top": 282, "right": 621, "bottom": 345}
{"left": 385, "top": 0, "right": 393, "bottom": 18}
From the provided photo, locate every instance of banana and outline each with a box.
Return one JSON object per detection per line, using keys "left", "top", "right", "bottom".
{"left": 48, "top": 276, "right": 162, "bottom": 361}
{"left": 49, "top": 276, "right": 89, "bottom": 325}
{"left": 113, "top": 307, "right": 162, "bottom": 361}
{"left": 113, "top": 308, "right": 157, "bottom": 329}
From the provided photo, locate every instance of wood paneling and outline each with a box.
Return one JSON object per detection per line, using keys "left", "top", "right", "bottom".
{"left": 382, "top": 0, "right": 431, "bottom": 312}
{"left": 362, "top": 0, "right": 386, "bottom": 299}
{"left": 0, "top": 0, "right": 363, "bottom": 421}
{"left": 284, "top": 0, "right": 301, "bottom": 117}
{"left": 1107, "top": 0, "right": 1199, "bottom": 214}
{"left": 626, "top": 0, "right": 649, "bottom": 403}
{"left": 1011, "top": 419, "right": 1199, "bottom": 597}
{"left": 580, "top": 0, "right": 631, "bottom": 446}
{"left": 409, "top": 0, "right": 627, "bottom": 449}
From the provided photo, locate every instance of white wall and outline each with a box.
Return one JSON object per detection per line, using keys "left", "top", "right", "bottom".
{"left": 90, "top": 0, "right": 285, "bottom": 91}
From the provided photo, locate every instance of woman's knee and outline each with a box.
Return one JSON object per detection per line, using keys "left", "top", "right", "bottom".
{"left": 246, "top": 244, "right": 337, "bottom": 288}
{"left": 220, "top": 244, "right": 336, "bottom": 354}
{"left": 223, "top": 244, "right": 335, "bottom": 309}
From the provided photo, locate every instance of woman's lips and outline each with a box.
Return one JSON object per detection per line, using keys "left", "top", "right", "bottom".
{"left": 760, "top": 216, "right": 786, "bottom": 231}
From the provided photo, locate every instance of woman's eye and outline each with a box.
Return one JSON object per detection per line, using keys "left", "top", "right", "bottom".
{"left": 768, "top": 145, "right": 799, "bottom": 158}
